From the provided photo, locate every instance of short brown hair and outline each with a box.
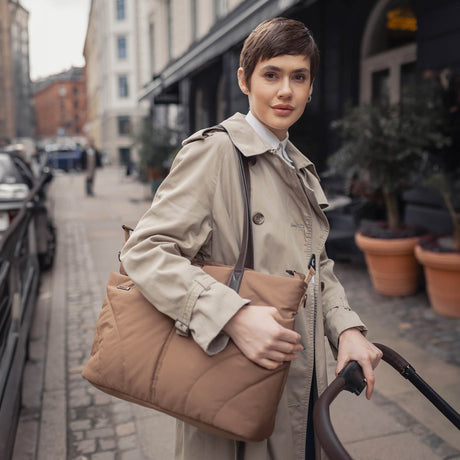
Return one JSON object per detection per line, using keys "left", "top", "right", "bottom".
{"left": 239, "top": 17, "right": 320, "bottom": 89}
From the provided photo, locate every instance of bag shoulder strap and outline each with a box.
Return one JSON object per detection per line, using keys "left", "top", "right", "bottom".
{"left": 213, "top": 125, "right": 254, "bottom": 291}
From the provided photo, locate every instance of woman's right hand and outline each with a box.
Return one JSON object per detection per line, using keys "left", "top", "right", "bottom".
{"left": 223, "top": 305, "right": 303, "bottom": 369}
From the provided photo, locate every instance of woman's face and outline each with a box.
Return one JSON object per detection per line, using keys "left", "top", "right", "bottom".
{"left": 238, "top": 54, "right": 313, "bottom": 141}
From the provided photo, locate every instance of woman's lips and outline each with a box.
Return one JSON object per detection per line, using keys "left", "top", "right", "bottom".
{"left": 272, "top": 105, "right": 294, "bottom": 115}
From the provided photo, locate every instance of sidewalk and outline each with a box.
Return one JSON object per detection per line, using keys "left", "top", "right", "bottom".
{"left": 11, "top": 166, "right": 460, "bottom": 460}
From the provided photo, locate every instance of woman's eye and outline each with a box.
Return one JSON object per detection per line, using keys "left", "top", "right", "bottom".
{"left": 264, "top": 72, "right": 277, "bottom": 80}
{"left": 293, "top": 74, "right": 307, "bottom": 82}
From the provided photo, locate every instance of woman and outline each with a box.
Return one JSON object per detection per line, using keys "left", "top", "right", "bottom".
{"left": 121, "top": 17, "right": 382, "bottom": 460}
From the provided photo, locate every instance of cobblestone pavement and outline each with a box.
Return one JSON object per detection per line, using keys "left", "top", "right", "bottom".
{"left": 334, "top": 262, "right": 460, "bottom": 367}
{"left": 11, "top": 167, "right": 460, "bottom": 460}
{"left": 66, "top": 221, "right": 147, "bottom": 460}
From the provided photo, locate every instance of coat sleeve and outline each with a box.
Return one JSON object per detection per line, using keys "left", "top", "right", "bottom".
{"left": 120, "top": 136, "right": 249, "bottom": 355}
{"left": 319, "top": 248, "right": 368, "bottom": 349}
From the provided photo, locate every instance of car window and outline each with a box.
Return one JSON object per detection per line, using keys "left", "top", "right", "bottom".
{"left": 0, "top": 154, "right": 24, "bottom": 184}
{"left": 12, "top": 156, "right": 35, "bottom": 188}
{"left": 50, "top": 149, "right": 78, "bottom": 155}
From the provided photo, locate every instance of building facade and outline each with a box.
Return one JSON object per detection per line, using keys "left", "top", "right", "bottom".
{"left": 142, "top": 0, "right": 459, "bottom": 166}
{"left": 0, "top": 0, "right": 14, "bottom": 144}
{"left": 0, "top": 0, "right": 33, "bottom": 144}
{"left": 9, "top": 0, "right": 33, "bottom": 138}
{"left": 84, "top": 0, "right": 151, "bottom": 165}
{"left": 33, "top": 67, "right": 87, "bottom": 140}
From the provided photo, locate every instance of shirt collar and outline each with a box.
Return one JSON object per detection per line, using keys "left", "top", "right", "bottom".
{"left": 245, "top": 111, "right": 289, "bottom": 152}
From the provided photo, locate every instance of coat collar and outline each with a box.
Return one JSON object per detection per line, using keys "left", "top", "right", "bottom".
{"left": 184, "top": 112, "right": 320, "bottom": 180}
{"left": 220, "top": 113, "right": 319, "bottom": 179}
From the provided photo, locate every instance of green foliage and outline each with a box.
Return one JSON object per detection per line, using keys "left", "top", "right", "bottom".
{"left": 135, "top": 121, "right": 180, "bottom": 171}
{"left": 329, "top": 81, "right": 452, "bottom": 231}
{"left": 418, "top": 78, "right": 460, "bottom": 250}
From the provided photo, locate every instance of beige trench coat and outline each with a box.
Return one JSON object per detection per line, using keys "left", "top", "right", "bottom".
{"left": 121, "top": 113, "right": 366, "bottom": 460}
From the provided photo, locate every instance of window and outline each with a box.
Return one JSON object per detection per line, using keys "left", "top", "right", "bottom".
{"left": 167, "top": 0, "right": 173, "bottom": 60}
{"left": 118, "top": 75, "right": 129, "bottom": 98}
{"left": 119, "top": 147, "right": 130, "bottom": 165}
{"left": 117, "top": 36, "right": 127, "bottom": 59}
{"left": 73, "top": 87, "right": 78, "bottom": 95}
{"left": 214, "top": 0, "right": 227, "bottom": 19}
{"left": 74, "top": 100, "right": 79, "bottom": 109}
{"left": 191, "top": 0, "right": 197, "bottom": 41}
{"left": 360, "top": 1, "right": 417, "bottom": 104}
{"left": 149, "top": 23, "right": 155, "bottom": 76}
{"left": 117, "top": 116, "right": 131, "bottom": 135}
{"left": 58, "top": 85, "right": 66, "bottom": 96}
{"left": 116, "top": 0, "right": 126, "bottom": 20}
{"left": 371, "top": 69, "right": 390, "bottom": 104}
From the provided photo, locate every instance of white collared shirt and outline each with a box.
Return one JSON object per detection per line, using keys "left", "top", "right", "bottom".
{"left": 245, "top": 111, "right": 293, "bottom": 166}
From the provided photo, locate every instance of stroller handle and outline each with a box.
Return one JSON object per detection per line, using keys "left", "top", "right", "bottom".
{"left": 313, "top": 343, "right": 460, "bottom": 460}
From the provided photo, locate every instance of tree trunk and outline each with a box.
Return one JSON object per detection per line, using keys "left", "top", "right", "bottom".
{"left": 383, "top": 188, "right": 400, "bottom": 231}
{"left": 442, "top": 191, "right": 460, "bottom": 250}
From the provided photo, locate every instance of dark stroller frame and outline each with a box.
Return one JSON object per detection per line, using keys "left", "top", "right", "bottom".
{"left": 313, "top": 343, "right": 460, "bottom": 460}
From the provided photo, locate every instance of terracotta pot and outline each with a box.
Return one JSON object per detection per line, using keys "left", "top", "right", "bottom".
{"left": 415, "top": 245, "right": 460, "bottom": 318}
{"left": 355, "top": 232, "right": 422, "bottom": 296}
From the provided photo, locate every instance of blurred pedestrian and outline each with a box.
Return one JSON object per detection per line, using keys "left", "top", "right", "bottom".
{"left": 84, "top": 138, "right": 97, "bottom": 196}
{"left": 121, "top": 17, "right": 382, "bottom": 460}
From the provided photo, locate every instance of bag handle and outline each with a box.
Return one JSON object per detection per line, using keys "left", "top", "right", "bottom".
{"left": 213, "top": 125, "right": 254, "bottom": 292}
{"left": 228, "top": 147, "right": 253, "bottom": 291}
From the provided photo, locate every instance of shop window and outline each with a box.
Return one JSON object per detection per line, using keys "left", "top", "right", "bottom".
{"left": 360, "top": 0, "right": 417, "bottom": 104}
{"left": 372, "top": 69, "right": 390, "bottom": 104}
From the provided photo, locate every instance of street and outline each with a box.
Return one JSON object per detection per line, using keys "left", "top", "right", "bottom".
{"left": 11, "top": 166, "right": 460, "bottom": 460}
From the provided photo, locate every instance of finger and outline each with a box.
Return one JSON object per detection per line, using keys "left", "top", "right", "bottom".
{"left": 361, "top": 362, "right": 375, "bottom": 400}
{"left": 335, "top": 354, "right": 349, "bottom": 377}
{"left": 270, "top": 341, "right": 304, "bottom": 354}
{"left": 373, "top": 347, "right": 384, "bottom": 368}
{"left": 276, "top": 327, "right": 302, "bottom": 344}
{"left": 258, "top": 358, "right": 284, "bottom": 370}
{"left": 265, "top": 351, "right": 298, "bottom": 362}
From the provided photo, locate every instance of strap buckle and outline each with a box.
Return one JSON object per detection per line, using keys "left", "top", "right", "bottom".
{"left": 174, "top": 319, "right": 190, "bottom": 336}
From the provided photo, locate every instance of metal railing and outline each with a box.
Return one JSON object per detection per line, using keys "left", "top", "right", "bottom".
{"left": 0, "top": 171, "right": 51, "bottom": 457}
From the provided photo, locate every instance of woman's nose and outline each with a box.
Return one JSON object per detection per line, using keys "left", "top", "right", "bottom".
{"left": 278, "top": 78, "right": 293, "bottom": 97}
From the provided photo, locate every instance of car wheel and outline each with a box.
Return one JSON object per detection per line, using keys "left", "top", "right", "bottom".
{"left": 39, "top": 220, "right": 57, "bottom": 271}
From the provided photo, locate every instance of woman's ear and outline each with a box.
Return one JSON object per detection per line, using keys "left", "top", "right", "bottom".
{"left": 237, "top": 68, "right": 249, "bottom": 95}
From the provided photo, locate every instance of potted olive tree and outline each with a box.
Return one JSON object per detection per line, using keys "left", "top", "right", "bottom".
{"left": 414, "top": 77, "right": 460, "bottom": 316}
{"left": 329, "top": 84, "right": 451, "bottom": 296}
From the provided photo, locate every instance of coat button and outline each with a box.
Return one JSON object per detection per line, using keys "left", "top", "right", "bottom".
{"left": 252, "top": 212, "right": 265, "bottom": 225}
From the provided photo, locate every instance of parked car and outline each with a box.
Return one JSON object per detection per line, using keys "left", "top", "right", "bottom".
{"left": 45, "top": 145, "right": 83, "bottom": 171}
{"left": 0, "top": 150, "right": 56, "bottom": 270}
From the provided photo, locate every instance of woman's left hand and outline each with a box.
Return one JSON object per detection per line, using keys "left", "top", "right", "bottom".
{"left": 336, "top": 328, "right": 383, "bottom": 400}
